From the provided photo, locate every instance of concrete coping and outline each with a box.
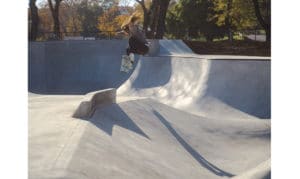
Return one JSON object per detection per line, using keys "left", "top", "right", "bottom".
{"left": 73, "top": 88, "right": 116, "bottom": 119}
{"left": 147, "top": 39, "right": 160, "bottom": 56}
{"left": 156, "top": 54, "right": 271, "bottom": 61}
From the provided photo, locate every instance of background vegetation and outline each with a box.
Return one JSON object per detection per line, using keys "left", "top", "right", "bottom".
{"left": 29, "top": 0, "right": 270, "bottom": 55}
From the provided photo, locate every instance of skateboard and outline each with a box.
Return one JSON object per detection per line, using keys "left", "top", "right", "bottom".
{"left": 120, "top": 42, "right": 151, "bottom": 73}
{"left": 120, "top": 53, "right": 134, "bottom": 73}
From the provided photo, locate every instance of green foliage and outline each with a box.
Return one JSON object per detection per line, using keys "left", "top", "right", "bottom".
{"left": 165, "top": 4, "right": 185, "bottom": 38}
{"left": 211, "top": 0, "right": 258, "bottom": 30}
{"left": 166, "top": 0, "right": 227, "bottom": 41}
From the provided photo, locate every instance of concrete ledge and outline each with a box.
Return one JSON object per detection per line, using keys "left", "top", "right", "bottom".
{"left": 147, "top": 39, "right": 160, "bottom": 56}
{"left": 73, "top": 88, "right": 116, "bottom": 118}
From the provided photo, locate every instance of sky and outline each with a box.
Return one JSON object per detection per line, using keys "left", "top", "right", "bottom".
{"left": 119, "top": 0, "right": 136, "bottom": 6}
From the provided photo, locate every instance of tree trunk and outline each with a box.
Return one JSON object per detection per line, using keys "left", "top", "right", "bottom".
{"left": 149, "top": 0, "right": 159, "bottom": 38}
{"left": 155, "top": 0, "right": 170, "bottom": 39}
{"left": 135, "top": 1, "right": 149, "bottom": 33}
{"left": 143, "top": 9, "right": 149, "bottom": 31}
{"left": 225, "top": 0, "right": 232, "bottom": 42}
{"left": 29, "top": 0, "right": 39, "bottom": 41}
{"left": 48, "top": 0, "right": 62, "bottom": 39}
{"left": 54, "top": 4, "right": 61, "bottom": 39}
{"left": 252, "top": 0, "right": 271, "bottom": 42}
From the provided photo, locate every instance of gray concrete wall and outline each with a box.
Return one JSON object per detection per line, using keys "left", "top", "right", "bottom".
{"left": 28, "top": 42, "right": 47, "bottom": 92}
{"left": 28, "top": 40, "right": 163, "bottom": 94}
{"left": 29, "top": 40, "right": 136, "bottom": 94}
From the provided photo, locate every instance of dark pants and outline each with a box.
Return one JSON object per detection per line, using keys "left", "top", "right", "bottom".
{"left": 127, "top": 37, "right": 149, "bottom": 55}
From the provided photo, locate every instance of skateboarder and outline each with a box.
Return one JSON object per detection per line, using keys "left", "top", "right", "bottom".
{"left": 119, "top": 12, "right": 150, "bottom": 73}
{"left": 121, "top": 12, "right": 149, "bottom": 57}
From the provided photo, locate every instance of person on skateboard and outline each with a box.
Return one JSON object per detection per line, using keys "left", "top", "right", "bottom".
{"left": 119, "top": 12, "right": 150, "bottom": 73}
{"left": 121, "top": 12, "right": 149, "bottom": 57}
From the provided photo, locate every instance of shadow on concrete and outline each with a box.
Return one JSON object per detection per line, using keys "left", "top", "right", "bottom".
{"left": 152, "top": 110, "right": 234, "bottom": 177}
{"left": 236, "top": 129, "right": 271, "bottom": 139}
{"left": 264, "top": 171, "right": 271, "bottom": 179}
{"left": 203, "top": 60, "right": 271, "bottom": 118}
{"left": 89, "top": 103, "right": 150, "bottom": 139}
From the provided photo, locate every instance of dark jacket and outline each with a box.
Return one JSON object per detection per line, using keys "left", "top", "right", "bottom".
{"left": 127, "top": 23, "right": 148, "bottom": 44}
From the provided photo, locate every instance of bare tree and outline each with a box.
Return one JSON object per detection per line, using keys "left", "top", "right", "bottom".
{"left": 48, "top": 0, "right": 63, "bottom": 39}
{"left": 29, "top": 0, "right": 39, "bottom": 41}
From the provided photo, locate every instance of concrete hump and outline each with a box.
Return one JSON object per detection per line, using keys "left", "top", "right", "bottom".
{"left": 29, "top": 40, "right": 271, "bottom": 179}
{"left": 73, "top": 88, "right": 116, "bottom": 119}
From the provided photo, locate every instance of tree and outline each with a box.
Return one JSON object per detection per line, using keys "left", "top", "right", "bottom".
{"left": 251, "top": 0, "right": 270, "bottom": 42}
{"left": 165, "top": 3, "right": 185, "bottom": 38}
{"left": 38, "top": 3, "right": 53, "bottom": 34}
{"left": 48, "top": 0, "right": 63, "bottom": 39}
{"left": 211, "top": 0, "right": 258, "bottom": 40}
{"left": 225, "top": 0, "right": 233, "bottom": 41}
{"left": 61, "top": 0, "right": 83, "bottom": 33}
{"left": 98, "top": 5, "right": 133, "bottom": 36}
{"left": 135, "top": 0, "right": 150, "bottom": 32}
{"left": 77, "top": 0, "right": 103, "bottom": 36}
{"left": 135, "top": 0, "right": 171, "bottom": 39}
{"left": 29, "top": 0, "right": 39, "bottom": 41}
{"left": 148, "top": 0, "right": 159, "bottom": 38}
{"left": 166, "top": 0, "right": 226, "bottom": 41}
{"left": 155, "top": 0, "right": 170, "bottom": 39}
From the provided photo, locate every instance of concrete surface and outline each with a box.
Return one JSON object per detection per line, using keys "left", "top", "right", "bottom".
{"left": 246, "top": 35, "right": 266, "bottom": 42}
{"left": 73, "top": 88, "right": 116, "bottom": 119}
{"left": 118, "top": 56, "right": 270, "bottom": 119}
{"left": 29, "top": 40, "right": 271, "bottom": 179}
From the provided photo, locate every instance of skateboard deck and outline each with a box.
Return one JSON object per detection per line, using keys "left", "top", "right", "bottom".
{"left": 120, "top": 54, "right": 134, "bottom": 73}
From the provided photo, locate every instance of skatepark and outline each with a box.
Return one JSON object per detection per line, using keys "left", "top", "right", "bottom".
{"left": 29, "top": 40, "right": 271, "bottom": 179}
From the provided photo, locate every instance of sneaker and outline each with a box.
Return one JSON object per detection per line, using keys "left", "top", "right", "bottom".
{"left": 129, "top": 53, "right": 134, "bottom": 64}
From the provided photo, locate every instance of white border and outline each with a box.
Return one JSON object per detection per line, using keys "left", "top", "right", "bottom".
{"left": 0, "top": 1, "right": 28, "bottom": 178}
{"left": 272, "top": 0, "right": 300, "bottom": 178}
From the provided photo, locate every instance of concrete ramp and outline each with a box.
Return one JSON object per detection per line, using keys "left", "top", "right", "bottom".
{"left": 118, "top": 56, "right": 270, "bottom": 119}
{"left": 159, "top": 40, "right": 195, "bottom": 55}
{"left": 29, "top": 40, "right": 271, "bottom": 179}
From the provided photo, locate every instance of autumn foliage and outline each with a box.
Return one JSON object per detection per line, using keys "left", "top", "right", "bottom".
{"left": 98, "top": 6, "right": 132, "bottom": 36}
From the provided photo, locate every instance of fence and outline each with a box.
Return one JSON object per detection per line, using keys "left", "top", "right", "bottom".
{"left": 33, "top": 31, "right": 126, "bottom": 41}
{"left": 31, "top": 29, "right": 266, "bottom": 42}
